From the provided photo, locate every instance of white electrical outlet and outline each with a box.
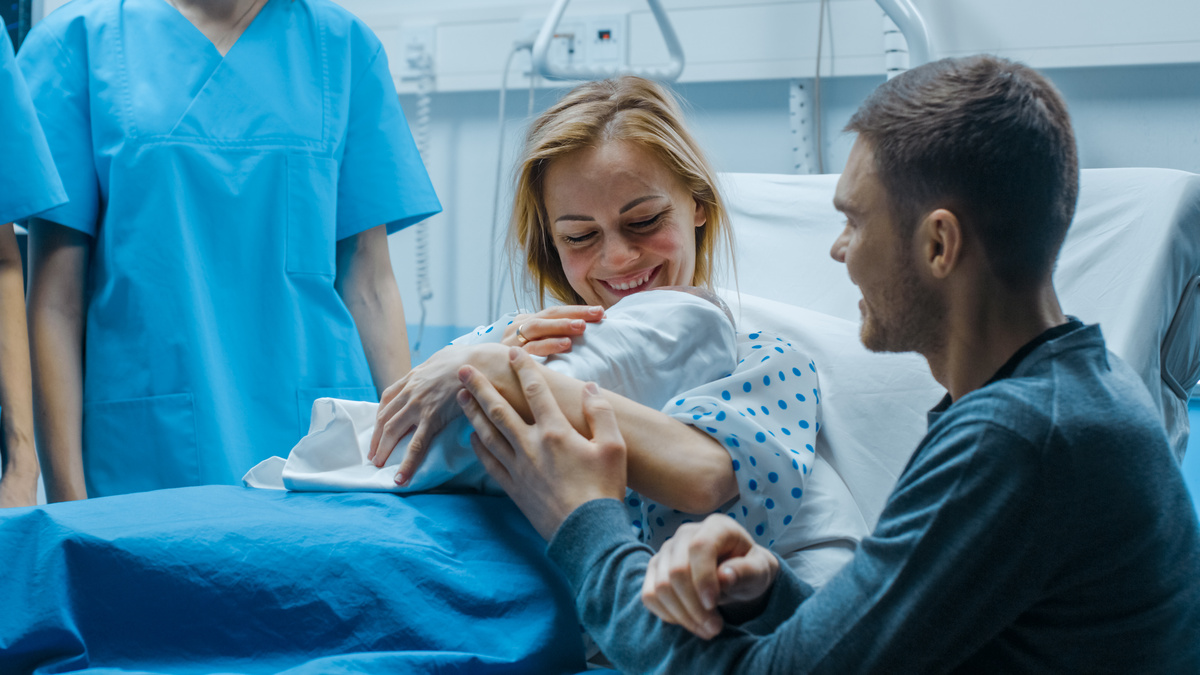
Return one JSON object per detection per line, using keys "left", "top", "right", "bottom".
{"left": 586, "top": 14, "right": 628, "bottom": 67}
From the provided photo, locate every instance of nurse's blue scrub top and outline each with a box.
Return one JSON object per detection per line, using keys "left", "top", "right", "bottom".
{"left": 0, "top": 29, "right": 66, "bottom": 223}
{"left": 18, "top": 0, "right": 441, "bottom": 497}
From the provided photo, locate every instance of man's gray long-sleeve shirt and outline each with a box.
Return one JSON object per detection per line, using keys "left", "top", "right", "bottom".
{"left": 547, "top": 323, "right": 1200, "bottom": 673}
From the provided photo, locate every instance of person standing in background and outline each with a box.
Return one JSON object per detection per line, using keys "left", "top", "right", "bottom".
{"left": 20, "top": 0, "right": 440, "bottom": 501}
{"left": 0, "top": 27, "right": 64, "bottom": 507}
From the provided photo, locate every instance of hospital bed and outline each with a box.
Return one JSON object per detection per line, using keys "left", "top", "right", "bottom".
{"left": 2, "top": 168, "right": 1197, "bottom": 674}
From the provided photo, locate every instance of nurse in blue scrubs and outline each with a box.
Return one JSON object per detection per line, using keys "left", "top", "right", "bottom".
{"left": 0, "top": 28, "right": 65, "bottom": 507}
{"left": 19, "top": 0, "right": 441, "bottom": 501}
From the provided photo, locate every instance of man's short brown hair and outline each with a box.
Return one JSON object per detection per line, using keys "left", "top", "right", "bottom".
{"left": 846, "top": 55, "right": 1079, "bottom": 290}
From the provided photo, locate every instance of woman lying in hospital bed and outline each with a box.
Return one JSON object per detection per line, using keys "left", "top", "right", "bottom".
{"left": 251, "top": 75, "right": 867, "bottom": 587}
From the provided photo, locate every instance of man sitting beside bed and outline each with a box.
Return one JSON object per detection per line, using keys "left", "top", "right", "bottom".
{"left": 458, "top": 54, "right": 1200, "bottom": 672}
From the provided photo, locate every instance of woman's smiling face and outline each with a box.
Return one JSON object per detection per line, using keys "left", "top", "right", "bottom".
{"left": 542, "top": 140, "right": 707, "bottom": 309}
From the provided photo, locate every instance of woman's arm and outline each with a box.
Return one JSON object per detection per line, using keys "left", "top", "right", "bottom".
{"left": 26, "top": 218, "right": 90, "bottom": 502}
{"left": 467, "top": 344, "right": 737, "bottom": 514}
{"left": 335, "top": 224, "right": 411, "bottom": 396}
{"left": 0, "top": 224, "right": 38, "bottom": 507}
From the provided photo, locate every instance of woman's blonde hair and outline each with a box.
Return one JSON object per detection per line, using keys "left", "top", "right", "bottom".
{"left": 509, "top": 76, "right": 731, "bottom": 307}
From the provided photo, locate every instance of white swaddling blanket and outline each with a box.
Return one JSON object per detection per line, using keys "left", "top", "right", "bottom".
{"left": 243, "top": 290, "right": 739, "bottom": 494}
{"left": 242, "top": 400, "right": 496, "bottom": 493}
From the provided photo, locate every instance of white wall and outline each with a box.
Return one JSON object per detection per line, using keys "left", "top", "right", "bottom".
{"left": 337, "top": 0, "right": 1200, "bottom": 92}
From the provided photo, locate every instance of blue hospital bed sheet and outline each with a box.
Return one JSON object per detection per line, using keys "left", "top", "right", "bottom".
{"left": 0, "top": 486, "right": 586, "bottom": 674}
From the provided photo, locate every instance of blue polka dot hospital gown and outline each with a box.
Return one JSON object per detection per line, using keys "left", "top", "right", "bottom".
{"left": 641, "top": 330, "right": 820, "bottom": 554}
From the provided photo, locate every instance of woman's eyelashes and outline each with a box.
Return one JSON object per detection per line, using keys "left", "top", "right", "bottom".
{"left": 561, "top": 230, "right": 596, "bottom": 245}
{"left": 628, "top": 211, "right": 667, "bottom": 230}
{"left": 557, "top": 210, "right": 671, "bottom": 246}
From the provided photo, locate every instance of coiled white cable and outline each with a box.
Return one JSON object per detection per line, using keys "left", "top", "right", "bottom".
{"left": 789, "top": 80, "right": 815, "bottom": 175}
{"left": 409, "top": 46, "right": 435, "bottom": 352}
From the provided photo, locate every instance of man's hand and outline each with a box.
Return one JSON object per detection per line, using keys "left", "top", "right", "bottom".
{"left": 641, "top": 513, "right": 780, "bottom": 639}
{"left": 456, "top": 347, "right": 627, "bottom": 540}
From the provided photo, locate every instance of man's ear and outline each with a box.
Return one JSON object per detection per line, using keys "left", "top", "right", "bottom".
{"left": 917, "top": 208, "right": 962, "bottom": 280}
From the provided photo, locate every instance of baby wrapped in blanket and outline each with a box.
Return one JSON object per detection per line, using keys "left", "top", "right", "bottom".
{"left": 246, "top": 288, "right": 850, "bottom": 582}
{"left": 245, "top": 288, "right": 737, "bottom": 495}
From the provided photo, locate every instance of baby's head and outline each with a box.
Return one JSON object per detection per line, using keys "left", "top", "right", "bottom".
{"left": 643, "top": 286, "right": 736, "bottom": 328}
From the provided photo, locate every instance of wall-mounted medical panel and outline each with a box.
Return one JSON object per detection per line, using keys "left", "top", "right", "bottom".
{"left": 325, "top": 0, "right": 1200, "bottom": 92}
{"left": 628, "top": 1, "right": 885, "bottom": 80}
{"left": 31, "top": 0, "right": 1200, "bottom": 89}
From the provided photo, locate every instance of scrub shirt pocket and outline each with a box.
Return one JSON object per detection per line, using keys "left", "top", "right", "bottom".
{"left": 286, "top": 154, "right": 339, "bottom": 276}
{"left": 83, "top": 393, "right": 200, "bottom": 496}
{"left": 298, "top": 386, "right": 377, "bottom": 438}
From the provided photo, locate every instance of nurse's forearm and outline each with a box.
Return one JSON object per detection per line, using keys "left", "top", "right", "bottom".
{"left": 335, "top": 225, "right": 411, "bottom": 396}
{"left": 27, "top": 220, "right": 89, "bottom": 502}
{"left": 0, "top": 225, "right": 37, "bottom": 505}
{"left": 467, "top": 344, "right": 738, "bottom": 514}
{"left": 29, "top": 313, "right": 85, "bottom": 502}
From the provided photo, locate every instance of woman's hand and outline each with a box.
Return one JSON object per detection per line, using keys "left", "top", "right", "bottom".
{"left": 501, "top": 305, "right": 605, "bottom": 357}
{"left": 369, "top": 344, "right": 476, "bottom": 485}
{"left": 641, "top": 514, "right": 780, "bottom": 639}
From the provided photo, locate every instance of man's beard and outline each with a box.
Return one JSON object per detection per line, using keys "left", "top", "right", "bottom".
{"left": 859, "top": 258, "right": 945, "bottom": 356}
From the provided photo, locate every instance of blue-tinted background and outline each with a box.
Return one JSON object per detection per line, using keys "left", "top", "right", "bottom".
{"left": 2, "top": 0, "right": 30, "bottom": 50}
{"left": 2, "top": 2, "right": 17, "bottom": 47}
{"left": 1185, "top": 398, "right": 1200, "bottom": 519}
